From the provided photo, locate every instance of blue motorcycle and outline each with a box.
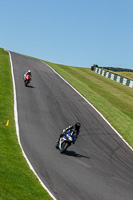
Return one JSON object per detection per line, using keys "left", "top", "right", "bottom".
{"left": 56, "top": 130, "right": 75, "bottom": 154}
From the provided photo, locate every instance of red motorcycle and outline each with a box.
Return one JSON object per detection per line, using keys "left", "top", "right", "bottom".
{"left": 24, "top": 74, "right": 31, "bottom": 87}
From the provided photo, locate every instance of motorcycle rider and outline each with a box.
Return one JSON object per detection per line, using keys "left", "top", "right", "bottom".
{"left": 24, "top": 70, "right": 32, "bottom": 80}
{"left": 56, "top": 122, "right": 81, "bottom": 149}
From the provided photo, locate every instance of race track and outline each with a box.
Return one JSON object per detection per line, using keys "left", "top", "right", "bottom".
{"left": 10, "top": 52, "right": 133, "bottom": 200}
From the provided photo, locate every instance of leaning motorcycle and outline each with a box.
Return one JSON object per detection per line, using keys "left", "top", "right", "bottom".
{"left": 56, "top": 130, "right": 75, "bottom": 154}
{"left": 24, "top": 74, "right": 31, "bottom": 87}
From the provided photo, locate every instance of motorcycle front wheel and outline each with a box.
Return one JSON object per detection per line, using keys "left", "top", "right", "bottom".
{"left": 60, "top": 142, "right": 68, "bottom": 154}
{"left": 24, "top": 80, "right": 29, "bottom": 87}
{"left": 24, "top": 80, "right": 27, "bottom": 87}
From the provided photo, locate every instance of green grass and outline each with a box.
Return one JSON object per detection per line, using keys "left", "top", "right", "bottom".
{"left": 44, "top": 61, "right": 133, "bottom": 148}
{"left": 0, "top": 48, "right": 52, "bottom": 200}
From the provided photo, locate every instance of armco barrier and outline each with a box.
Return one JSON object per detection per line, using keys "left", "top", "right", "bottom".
{"left": 93, "top": 66, "right": 133, "bottom": 88}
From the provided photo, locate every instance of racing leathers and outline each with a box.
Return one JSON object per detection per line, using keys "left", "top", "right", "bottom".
{"left": 23, "top": 71, "right": 32, "bottom": 80}
{"left": 56, "top": 125, "right": 80, "bottom": 148}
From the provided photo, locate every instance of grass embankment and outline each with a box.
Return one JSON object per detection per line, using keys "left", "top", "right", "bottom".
{"left": 0, "top": 48, "right": 52, "bottom": 200}
{"left": 44, "top": 61, "right": 133, "bottom": 148}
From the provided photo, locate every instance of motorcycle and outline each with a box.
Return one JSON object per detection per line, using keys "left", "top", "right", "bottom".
{"left": 56, "top": 130, "right": 75, "bottom": 154}
{"left": 24, "top": 74, "right": 31, "bottom": 87}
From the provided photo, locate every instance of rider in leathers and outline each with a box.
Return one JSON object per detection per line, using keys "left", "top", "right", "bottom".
{"left": 56, "top": 122, "right": 81, "bottom": 149}
{"left": 24, "top": 70, "right": 32, "bottom": 80}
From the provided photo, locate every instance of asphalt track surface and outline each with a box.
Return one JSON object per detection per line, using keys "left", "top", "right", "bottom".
{"left": 11, "top": 52, "right": 133, "bottom": 200}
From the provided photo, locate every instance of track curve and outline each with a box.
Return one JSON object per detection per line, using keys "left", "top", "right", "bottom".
{"left": 10, "top": 52, "right": 133, "bottom": 200}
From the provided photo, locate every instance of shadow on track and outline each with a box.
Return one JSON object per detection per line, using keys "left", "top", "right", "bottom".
{"left": 64, "top": 150, "right": 90, "bottom": 159}
{"left": 26, "top": 85, "right": 35, "bottom": 89}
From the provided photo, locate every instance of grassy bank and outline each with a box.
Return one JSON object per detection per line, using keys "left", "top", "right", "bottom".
{"left": 0, "top": 48, "right": 52, "bottom": 200}
{"left": 44, "top": 61, "right": 133, "bottom": 148}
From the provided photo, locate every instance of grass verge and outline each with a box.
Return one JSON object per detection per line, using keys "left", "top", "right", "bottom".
{"left": 44, "top": 61, "right": 133, "bottom": 148}
{"left": 0, "top": 48, "right": 53, "bottom": 200}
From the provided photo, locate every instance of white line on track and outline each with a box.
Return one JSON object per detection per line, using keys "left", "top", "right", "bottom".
{"left": 9, "top": 52, "right": 57, "bottom": 200}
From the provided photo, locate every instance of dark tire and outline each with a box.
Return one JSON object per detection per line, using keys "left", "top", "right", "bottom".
{"left": 60, "top": 142, "right": 68, "bottom": 154}
{"left": 24, "top": 80, "right": 28, "bottom": 87}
